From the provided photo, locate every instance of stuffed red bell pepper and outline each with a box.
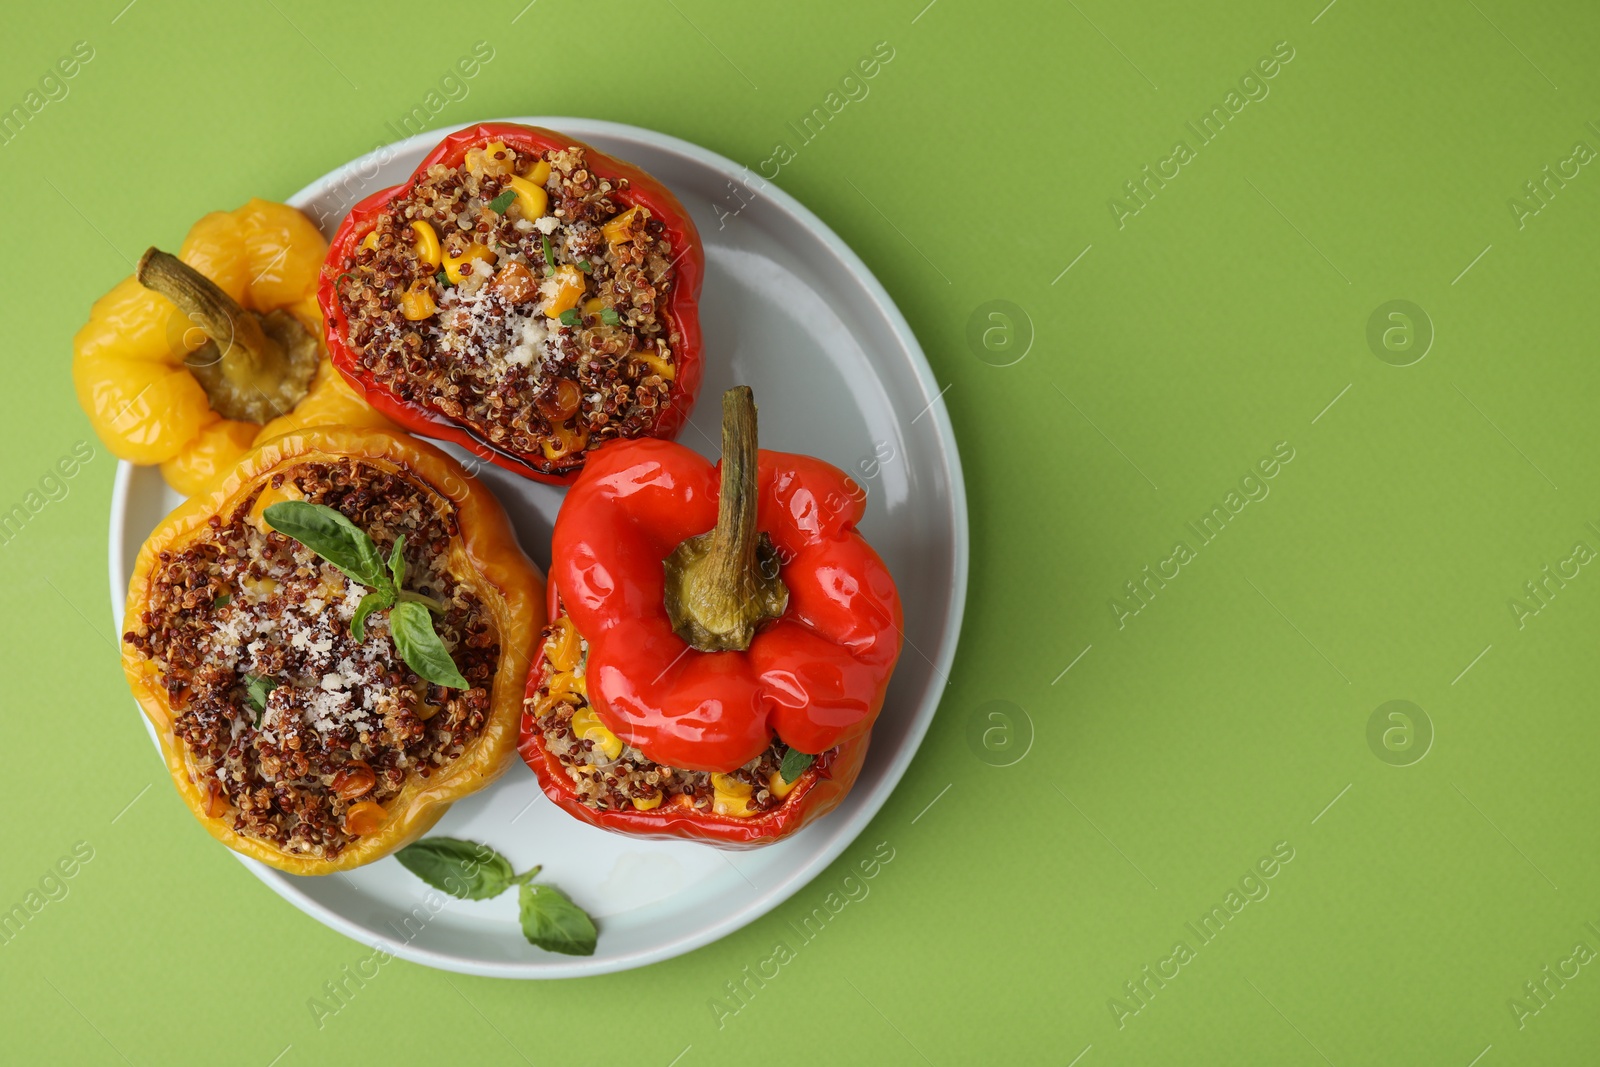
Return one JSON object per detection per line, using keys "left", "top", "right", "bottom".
{"left": 318, "top": 122, "right": 704, "bottom": 484}
{"left": 519, "top": 387, "right": 903, "bottom": 847}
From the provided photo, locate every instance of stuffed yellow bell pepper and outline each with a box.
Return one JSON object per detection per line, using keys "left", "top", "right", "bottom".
{"left": 72, "top": 199, "right": 394, "bottom": 496}
{"left": 121, "top": 426, "right": 544, "bottom": 874}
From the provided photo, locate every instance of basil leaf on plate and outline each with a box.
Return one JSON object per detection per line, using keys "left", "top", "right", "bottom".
{"left": 778, "top": 747, "right": 814, "bottom": 784}
{"left": 396, "top": 838, "right": 515, "bottom": 900}
{"left": 264, "top": 501, "right": 386, "bottom": 587}
{"left": 518, "top": 882, "right": 598, "bottom": 956}
{"left": 391, "top": 600, "right": 469, "bottom": 688}
{"left": 488, "top": 189, "right": 517, "bottom": 214}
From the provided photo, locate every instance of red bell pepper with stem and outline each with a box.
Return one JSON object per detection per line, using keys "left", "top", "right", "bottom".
{"left": 318, "top": 122, "right": 704, "bottom": 484}
{"left": 519, "top": 387, "right": 904, "bottom": 846}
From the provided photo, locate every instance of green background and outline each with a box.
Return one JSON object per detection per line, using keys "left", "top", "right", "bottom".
{"left": 4, "top": 0, "right": 1599, "bottom": 1062}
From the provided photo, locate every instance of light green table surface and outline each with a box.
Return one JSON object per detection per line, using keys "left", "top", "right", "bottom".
{"left": 5, "top": 0, "right": 1600, "bottom": 1063}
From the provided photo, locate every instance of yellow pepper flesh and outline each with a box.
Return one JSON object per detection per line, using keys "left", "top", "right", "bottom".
{"left": 72, "top": 199, "right": 392, "bottom": 495}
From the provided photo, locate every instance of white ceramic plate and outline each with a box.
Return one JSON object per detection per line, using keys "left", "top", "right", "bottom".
{"left": 108, "top": 118, "right": 967, "bottom": 977}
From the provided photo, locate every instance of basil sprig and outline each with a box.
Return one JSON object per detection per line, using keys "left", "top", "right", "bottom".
{"left": 263, "top": 501, "right": 467, "bottom": 689}
{"left": 396, "top": 836, "right": 598, "bottom": 956}
{"left": 778, "top": 747, "right": 815, "bottom": 784}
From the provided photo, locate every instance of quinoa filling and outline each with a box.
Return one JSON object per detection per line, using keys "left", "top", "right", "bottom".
{"left": 526, "top": 615, "right": 825, "bottom": 816}
{"left": 122, "top": 459, "right": 500, "bottom": 859}
{"left": 333, "top": 139, "right": 682, "bottom": 467}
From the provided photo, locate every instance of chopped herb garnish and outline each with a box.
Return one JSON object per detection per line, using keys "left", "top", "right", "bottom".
{"left": 242, "top": 673, "right": 279, "bottom": 722}
{"left": 542, "top": 235, "right": 555, "bottom": 268}
{"left": 599, "top": 307, "right": 620, "bottom": 326}
{"left": 212, "top": 593, "right": 232, "bottom": 609}
{"left": 435, "top": 269, "right": 450, "bottom": 288}
{"left": 488, "top": 189, "right": 517, "bottom": 214}
{"left": 778, "top": 747, "right": 815, "bottom": 784}
{"left": 577, "top": 259, "right": 592, "bottom": 273}
{"left": 559, "top": 308, "right": 581, "bottom": 328}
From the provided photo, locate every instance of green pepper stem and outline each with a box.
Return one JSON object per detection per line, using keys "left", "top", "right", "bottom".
{"left": 136, "top": 246, "right": 318, "bottom": 424}
{"left": 663, "top": 386, "right": 788, "bottom": 651}
{"left": 137, "top": 247, "right": 271, "bottom": 376}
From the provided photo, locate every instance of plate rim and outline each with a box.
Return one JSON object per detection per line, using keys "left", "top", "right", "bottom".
{"left": 107, "top": 116, "right": 968, "bottom": 978}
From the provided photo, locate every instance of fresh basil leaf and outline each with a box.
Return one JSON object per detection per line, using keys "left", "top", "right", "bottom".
{"left": 488, "top": 189, "right": 517, "bottom": 214}
{"left": 518, "top": 882, "right": 598, "bottom": 956}
{"left": 577, "top": 259, "right": 592, "bottom": 273}
{"left": 264, "top": 501, "right": 386, "bottom": 587}
{"left": 599, "top": 307, "right": 620, "bottom": 326}
{"left": 388, "top": 534, "right": 407, "bottom": 591}
{"left": 778, "top": 748, "right": 814, "bottom": 784}
{"left": 396, "top": 838, "right": 515, "bottom": 901}
{"left": 212, "top": 593, "right": 231, "bottom": 609}
{"left": 390, "top": 600, "right": 469, "bottom": 688}
{"left": 559, "top": 308, "right": 581, "bottom": 327}
{"left": 351, "top": 589, "right": 392, "bottom": 644}
{"left": 541, "top": 235, "right": 554, "bottom": 268}
{"left": 242, "top": 673, "right": 278, "bottom": 723}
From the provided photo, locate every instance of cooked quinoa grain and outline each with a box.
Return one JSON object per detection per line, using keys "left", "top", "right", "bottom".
{"left": 122, "top": 459, "right": 500, "bottom": 859}
{"left": 332, "top": 141, "right": 682, "bottom": 470}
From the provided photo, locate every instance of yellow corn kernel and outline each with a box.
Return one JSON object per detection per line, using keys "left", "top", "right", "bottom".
{"left": 241, "top": 575, "right": 279, "bottom": 597}
{"left": 541, "top": 421, "right": 589, "bottom": 462}
{"left": 768, "top": 770, "right": 798, "bottom": 799}
{"left": 522, "top": 159, "right": 552, "bottom": 185}
{"left": 444, "top": 242, "right": 496, "bottom": 284}
{"left": 466, "top": 140, "right": 515, "bottom": 177}
{"left": 629, "top": 350, "right": 676, "bottom": 381}
{"left": 507, "top": 176, "right": 548, "bottom": 220}
{"left": 361, "top": 230, "right": 379, "bottom": 252}
{"left": 543, "top": 264, "right": 586, "bottom": 319}
{"left": 713, "top": 790, "right": 754, "bottom": 818}
{"left": 571, "top": 707, "right": 623, "bottom": 761}
{"left": 710, "top": 773, "right": 753, "bottom": 798}
{"left": 410, "top": 221, "right": 442, "bottom": 269}
{"left": 247, "top": 479, "right": 304, "bottom": 530}
{"left": 632, "top": 791, "right": 664, "bottom": 811}
{"left": 602, "top": 205, "right": 646, "bottom": 245}
{"left": 400, "top": 282, "right": 437, "bottom": 321}
{"left": 546, "top": 669, "right": 578, "bottom": 702}
{"left": 546, "top": 617, "right": 581, "bottom": 672}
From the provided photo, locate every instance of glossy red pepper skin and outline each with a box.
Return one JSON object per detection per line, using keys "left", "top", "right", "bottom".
{"left": 317, "top": 122, "right": 705, "bottom": 485}
{"left": 517, "top": 437, "right": 903, "bottom": 847}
